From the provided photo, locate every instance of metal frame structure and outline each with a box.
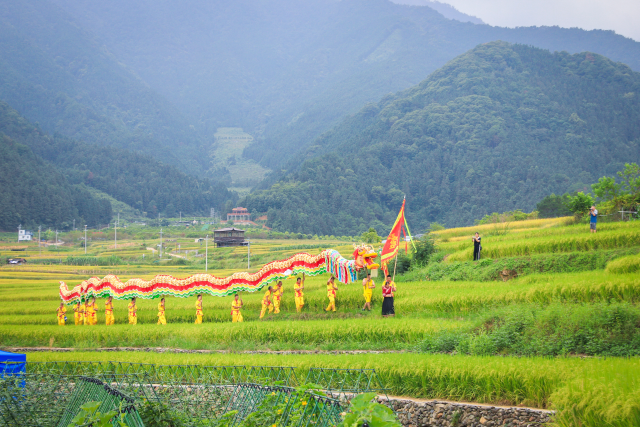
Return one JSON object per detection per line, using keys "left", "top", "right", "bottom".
{"left": 0, "top": 362, "right": 388, "bottom": 427}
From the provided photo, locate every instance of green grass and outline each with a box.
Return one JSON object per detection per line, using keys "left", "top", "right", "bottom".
{"left": 606, "top": 253, "right": 640, "bottom": 274}
{"left": 23, "top": 351, "right": 640, "bottom": 419}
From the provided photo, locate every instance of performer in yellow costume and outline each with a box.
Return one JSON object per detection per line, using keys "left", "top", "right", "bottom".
{"left": 128, "top": 297, "right": 138, "bottom": 325}
{"left": 157, "top": 297, "right": 166, "bottom": 325}
{"left": 56, "top": 302, "right": 67, "bottom": 325}
{"left": 195, "top": 294, "right": 203, "bottom": 324}
{"left": 82, "top": 300, "right": 88, "bottom": 325}
{"left": 85, "top": 297, "right": 97, "bottom": 325}
{"left": 325, "top": 276, "right": 338, "bottom": 312}
{"left": 294, "top": 273, "right": 305, "bottom": 312}
{"left": 231, "top": 294, "right": 243, "bottom": 322}
{"left": 271, "top": 281, "right": 283, "bottom": 314}
{"left": 105, "top": 296, "right": 115, "bottom": 325}
{"left": 73, "top": 301, "right": 83, "bottom": 325}
{"left": 259, "top": 286, "right": 273, "bottom": 319}
{"left": 362, "top": 272, "right": 375, "bottom": 311}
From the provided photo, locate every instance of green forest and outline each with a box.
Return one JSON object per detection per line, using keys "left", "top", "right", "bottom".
{"left": 0, "top": 133, "right": 111, "bottom": 230}
{"left": 4, "top": 0, "right": 639, "bottom": 176}
{"left": 0, "top": 101, "right": 237, "bottom": 230}
{"left": 244, "top": 42, "right": 640, "bottom": 235}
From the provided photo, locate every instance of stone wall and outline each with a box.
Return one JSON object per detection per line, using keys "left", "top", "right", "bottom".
{"left": 380, "top": 397, "right": 553, "bottom": 427}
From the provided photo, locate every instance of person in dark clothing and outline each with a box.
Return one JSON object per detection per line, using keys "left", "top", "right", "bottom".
{"left": 473, "top": 232, "right": 481, "bottom": 260}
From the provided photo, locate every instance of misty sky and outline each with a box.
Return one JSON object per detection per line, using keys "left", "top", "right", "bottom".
{"left": 441, "top": 0, "right": 640, "bottom": 42}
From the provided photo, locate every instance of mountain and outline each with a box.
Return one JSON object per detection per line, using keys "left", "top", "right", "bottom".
{"left": 49, "top": 0, "right": 640, "bottom": 172}
{"left": 0, "top": 132, "right": 111, "bottom": 231}
{"left": 242, "top": 42, "right": 640, "bottom": 235}
{"left": 0, "top": 101, "right": 237, "bottom": 222}
{"left": 389, "top": 0, "right": 484, "bottom": 24}
{"left": 0, "top": 0, "right": 210, "bottom": 173}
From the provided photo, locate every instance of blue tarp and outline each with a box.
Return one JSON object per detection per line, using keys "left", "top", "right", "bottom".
{"left": 0, "top": 350, "right": 26, "bottom": 377}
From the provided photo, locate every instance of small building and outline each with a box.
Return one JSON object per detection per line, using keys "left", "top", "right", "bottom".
{"left": 18, "top": 229, "right": 33, "bottom": 242}
{"left": 214, "top": 227, "right": 247, "bottom": 247}
{"left": 227, "top": 207, "right": 251, "bottom": 223}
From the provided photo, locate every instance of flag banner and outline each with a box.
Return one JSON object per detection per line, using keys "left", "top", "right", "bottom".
{"left": 380, "top": 198, "right": 406, "bottom": 271}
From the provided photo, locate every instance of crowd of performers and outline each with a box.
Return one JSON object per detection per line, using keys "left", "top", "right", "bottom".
{"left": 56, "top": 273, "right": 397, "bottom": 325}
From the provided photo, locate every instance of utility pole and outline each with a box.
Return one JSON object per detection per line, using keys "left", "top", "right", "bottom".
{"left": 180, "top": 212, "right": 182, "bottom": 222}
{"left": 73, "top": 219, "right": 75, "bottom": 231}
{"left": 247, "top": 240, "right": 251, "bottom": 269}
{"left": 38, "top": 226, "right": 41, "bottom": 255}
{"left": 55, "top": 230, "right": 58, "bottom": 244}
{"left": 205, "top": 234, "right": 208, "bottom": 272}
{"left": 160, "top": 228, "right": 163, "bottom": 258}
{"left": 114, "top": 220, "right": 117, "bottom": 250}
{"left": 84, "top": 225, "right": 87, "bottom": 254}
{"left": 17, "top": 224, "right": 21, "bottom": 243}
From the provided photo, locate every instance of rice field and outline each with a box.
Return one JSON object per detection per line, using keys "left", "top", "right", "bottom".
{"left": 2, "top": 219, "right": 640, "bottom": 426}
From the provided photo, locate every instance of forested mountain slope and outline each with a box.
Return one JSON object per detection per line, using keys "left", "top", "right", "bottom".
{"left": 0, "top": 101, "right": 237, "bottom": 223}
{"left": 243, "top": 42, "right": 640, "bottom": 235}
{"left": 50, "top": 0, "right": 640, "bottom": 170}
{"left": 0, "top": 134, "right": 111, "bottom": 230}
{"left": 0, "top": 0, "right": 207, "bottom": 172}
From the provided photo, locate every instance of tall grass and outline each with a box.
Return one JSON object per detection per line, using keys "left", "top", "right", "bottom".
{"left": 24, "top": 350, "right": 640, "bottom": 419}
{"left": 446, "top": 228, "right": 640, "bottom": 262}
{"left": 606, "top": 254, "right": 640, "bottom": 274}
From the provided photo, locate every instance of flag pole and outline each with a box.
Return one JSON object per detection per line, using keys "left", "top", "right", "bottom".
{"left": 392, "top": 252, "right": 398, "bottom": 281}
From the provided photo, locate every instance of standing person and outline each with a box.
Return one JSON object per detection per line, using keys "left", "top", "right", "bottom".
{"left": 325, "top": 276, "right": 338, "bottom": 312}
{"left": 86, "top": 297, "right": 97, "bottom": 325}
{"left": 81, "top": 299, "right": 88, "bottom": 325}
{"left": 157, "top": 297, "right": 166, "bottom": 325}
{"left": 381, "top": 275, "right": 397, "bottom": 318}
{"left": 294, "top": 274, "right": 305, "bottom": 313}
{"left": 272, "top": 281, "right": 284, "bottom": 314}
{"left": 56, "top": 302, "right": 67, "bottom": 326}
{"left": 362, "top": 273, "right": 375, "bottom": 311}
{"left": 128, "top": 297, "right": 138, "bottom": 325}
{"left": 195, "top": 294, "right": 203, "bottom": 324}
{"left": 260, "top": 286, "right": 273, "bottom": 319}
{"left": 231, "top": 294, "right": 244, "bottom": 322}
{"left": 472, "top": 232, "right": 482, "bottom": 261}
{"left": 73, "top": 301, "right": 83, "bottom": 325}
{"left": 105, "top": 296, "right": 115, "bottom": 325}
{"left": 589, "top": 206, "right": 598, "bottom": 233}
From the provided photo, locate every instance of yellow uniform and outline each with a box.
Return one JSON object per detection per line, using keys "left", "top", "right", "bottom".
{"left": 326, "top": 282, "right": 337, "bottom": 312}
{"left": 81, "top": 302, "right": 88, "bottom": 325}
{"left": 272, "top": 286, "right": 283, "bottom": 314}
{"left": 128, "top": 302, "right": 137, "bottom": 325}
{"left": 157, "top": 302, "right": 166, "bottom": 325}
{"left": 294, "top": 282, "right": 304, "bottom": 312}
{"left": 259, "top": 289, "right": 272, "bottom": 319}
{"left": 195, "top": 300, "right": 203, "bottom": 324}
{"left": 73, "top": 303, "right": 83, "bottom": 325}
{"left": 57, "top": 306, "right": 67, "bottom": 325}
{"left": 105, "top": 300, "right": 115, "bottom": 325}
{"left": 85, "top": 301, "right": 97, "bottom": 325}
{"left": 231, "top": 300, "right": 243, "bottom": 322}
{"left": 363, "top": 278, "right": 375, "bottom": 303}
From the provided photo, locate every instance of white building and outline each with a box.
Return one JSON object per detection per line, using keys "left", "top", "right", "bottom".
{"left": 18, "top": 229, "right": 33, "bottom": 242}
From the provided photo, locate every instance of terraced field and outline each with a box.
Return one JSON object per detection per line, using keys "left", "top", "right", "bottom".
{"left": 2, "top": 218, "right": 640, "bottom": 426}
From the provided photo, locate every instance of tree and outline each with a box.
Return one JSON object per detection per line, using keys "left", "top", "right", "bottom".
{"left": 361, "top": 227, "right": 381, "bottom": 243}
{"left": 413, "top": 234, "right": 436, "bottom": 266}
{"left": 618, "top": 163, "right": 640, "bottom": 199}
{"left": 536, "top": 194, "right": 572, "bottom": 218}
{"left": 592, "top": 176, "right": 621, "bottom": 203}
{"left": 567, "top": 192, "right": 594, "bottom": 218}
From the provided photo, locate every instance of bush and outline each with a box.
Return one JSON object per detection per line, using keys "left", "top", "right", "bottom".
{"left": 413, "top": 235, "right": 436, "bottom": 267}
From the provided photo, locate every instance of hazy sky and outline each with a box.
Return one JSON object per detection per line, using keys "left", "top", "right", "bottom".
{"left": 441, "top": 0, "right": 640, "bottom": 42}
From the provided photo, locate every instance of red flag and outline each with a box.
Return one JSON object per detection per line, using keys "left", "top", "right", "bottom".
{"left": 380, "top": 198, "right": 406, "bottom": 272}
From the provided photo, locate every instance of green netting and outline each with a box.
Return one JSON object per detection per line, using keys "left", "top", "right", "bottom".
{"left": 57, "top": 377, "right": 143, "bottom": 427}
{"left": 0, "top": 362, "right": 387, "bottom": 427}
